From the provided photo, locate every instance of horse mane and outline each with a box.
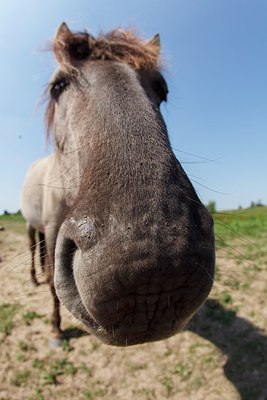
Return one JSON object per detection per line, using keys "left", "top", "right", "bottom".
{"left": 45, "top": 98, "right": 55, "bottom": 143}
{"left": 55, "top": 28, "right": 161, "bottom": 70}
{"left": 45, "top": 28, "right": 162, "bottom": 141}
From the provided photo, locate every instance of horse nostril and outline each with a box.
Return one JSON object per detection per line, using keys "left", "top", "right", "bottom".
{"left": 65, "top": 237, "right": 78, "bottom": 254}
{"left": 56, "top": 236, "right": 78, "bottom": 277}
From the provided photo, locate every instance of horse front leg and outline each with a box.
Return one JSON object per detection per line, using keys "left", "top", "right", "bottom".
{"left": 44, "top": 253, "right": 63, "bottom": 341}
{"left": 28, "top": 223, "right": 39, "bottom": 286}
{"left": 38, "top": 231, "right": 46, "bottom": 274}
{"left": 42, "top": 189, "right": 68, "bottom": 345}
{"left": 50, "top": 280, "right": 63, "bottom": 340}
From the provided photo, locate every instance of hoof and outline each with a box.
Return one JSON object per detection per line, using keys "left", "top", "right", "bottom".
{"left": 48, "top": 337, "right": 64, "bottom": 348}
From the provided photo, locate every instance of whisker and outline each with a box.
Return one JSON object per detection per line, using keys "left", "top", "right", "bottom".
{"left": 197, "top": 262, "right": 215, "bottom": 284}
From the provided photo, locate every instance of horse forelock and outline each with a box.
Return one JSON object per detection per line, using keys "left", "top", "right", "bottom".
{"left": 53, "top": 28, "right": 161, "bottom": 70}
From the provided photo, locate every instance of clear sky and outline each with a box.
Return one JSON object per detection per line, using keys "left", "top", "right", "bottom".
{"left": 0, "top": 0, "right": 266, "bottom": 213}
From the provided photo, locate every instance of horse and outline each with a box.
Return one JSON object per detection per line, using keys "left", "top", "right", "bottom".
{"left": 21, "top": 22, "right": 215, "bottom": 346}
{"left": 21, "top": 153, "right": 67, "bottom": 338}
{"left": 20, "top": 154, "right": 67, "bottom": 288}
{"left": 20, "top": 156, "right": 46, "bottom": 286}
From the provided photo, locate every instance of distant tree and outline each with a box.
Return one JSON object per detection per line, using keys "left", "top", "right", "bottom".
{"left": 206, "top": 201, "right": 216, "bottom": 214}
{"left": 4, "top": 210, "right": 10, "bottom": 215}
{"left": 238, "top": 205, "right": 242, "bottom": 210}
{"left": 250, "top": 201, "right": 256, "bottom": 208}
{"left": 255, "top": 200, "right": 264, "bottom": 207}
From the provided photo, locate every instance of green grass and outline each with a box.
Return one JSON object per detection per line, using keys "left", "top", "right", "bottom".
{"left": 214, "top": 206, "right": 267, "bottom": 243}
{"left": 161, "top": 376, "right": 175, "bottom": 397}
{"left": 41, "top": 358, "right": 78, "bottom": 385}
{"left": 219, "top": 291, "right": 233, "bottom": 306}
{"left": 0, "top": 211, "right": 24, "bottom": 222}
{"left": 62, "top": 339, "right": 74, "bottom": 353}
{"left": 83, "top": 386, "right": 107, "bottom": 399}
{"left": 0, "top": 212, "right": 25, "bottom": 235}
{"left": 173, "top": 362, "right": 192, "bottom": 381}
{"left": 32, "top": 358, "right": 46, "bottom": 370}
{"left": 213, "top": 207, "right": 267, "bottom": 279}
{"left": 18, "top": 340, "right": 36, "bottom": 353}
{"left": 0, "top": 303, "right": 20, "bottom": 336}
{"left": 2, "top": 206, "right": 266, "bottom": 241}
{"left": 11, "top": 369, "right": 31, "bottom": 387}
{"left": 29, "top": 389, "right": 45, "bottom": 400}
{"left": 23, "top": 311, "right": 44, "bottom": 326}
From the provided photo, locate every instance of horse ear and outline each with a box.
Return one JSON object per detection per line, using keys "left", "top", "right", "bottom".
{"left": 53, "top": 22, "right": 96, "bottom": 65}
{"left": 53, "top": 22, "right": 73, "bottom": 64}
{"left": 146, "top": 34, "right": 160, "bottom": 52}
{"left": 54, "top": 22, "right": 72, "bottom": 47}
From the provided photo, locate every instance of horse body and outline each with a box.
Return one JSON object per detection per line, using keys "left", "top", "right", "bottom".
{"left": 21, "top": 155, "right": 50, "bottom": 233}
{"left": 21, "top": 23, "right": 215, "bottom": 346}
{"left": 21, "top": 154, "right": 67, "bottom": 286}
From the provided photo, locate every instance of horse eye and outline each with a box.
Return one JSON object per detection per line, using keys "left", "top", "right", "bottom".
{"left": 153, "top": 78, "right": 168, "bottom": 103}
{"left": 50, "top": 77, "right": 69, "bottom": 100}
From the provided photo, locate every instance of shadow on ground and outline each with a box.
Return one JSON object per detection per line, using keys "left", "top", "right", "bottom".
{"left": 63, "top": 327, "right": 88, "bottom": 340}
{"left": 188, "top": 299, "right": 267, "bottom": 400}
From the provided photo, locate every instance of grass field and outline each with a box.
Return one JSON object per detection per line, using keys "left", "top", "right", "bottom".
{"left": 0, "top": 207, "right": 266, "bottom": 399}
{"left": 215, "top": 206, "right": 267, "bottom": 243}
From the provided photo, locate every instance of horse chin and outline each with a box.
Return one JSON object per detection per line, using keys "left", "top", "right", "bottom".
{"left": 55, "top": 268, "right": 190, "bottom": 347}
{"left": 70, "top": 309, "right": 188, "bottom": 347}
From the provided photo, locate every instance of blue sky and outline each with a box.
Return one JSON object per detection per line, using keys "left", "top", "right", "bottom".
{"left": 0, "top": 0, "right": 266, "bottom": 212}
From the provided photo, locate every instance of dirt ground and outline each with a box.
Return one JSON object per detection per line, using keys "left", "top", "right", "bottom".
{"left": 0, "top": 221, "right": 266, "bottom": 400}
